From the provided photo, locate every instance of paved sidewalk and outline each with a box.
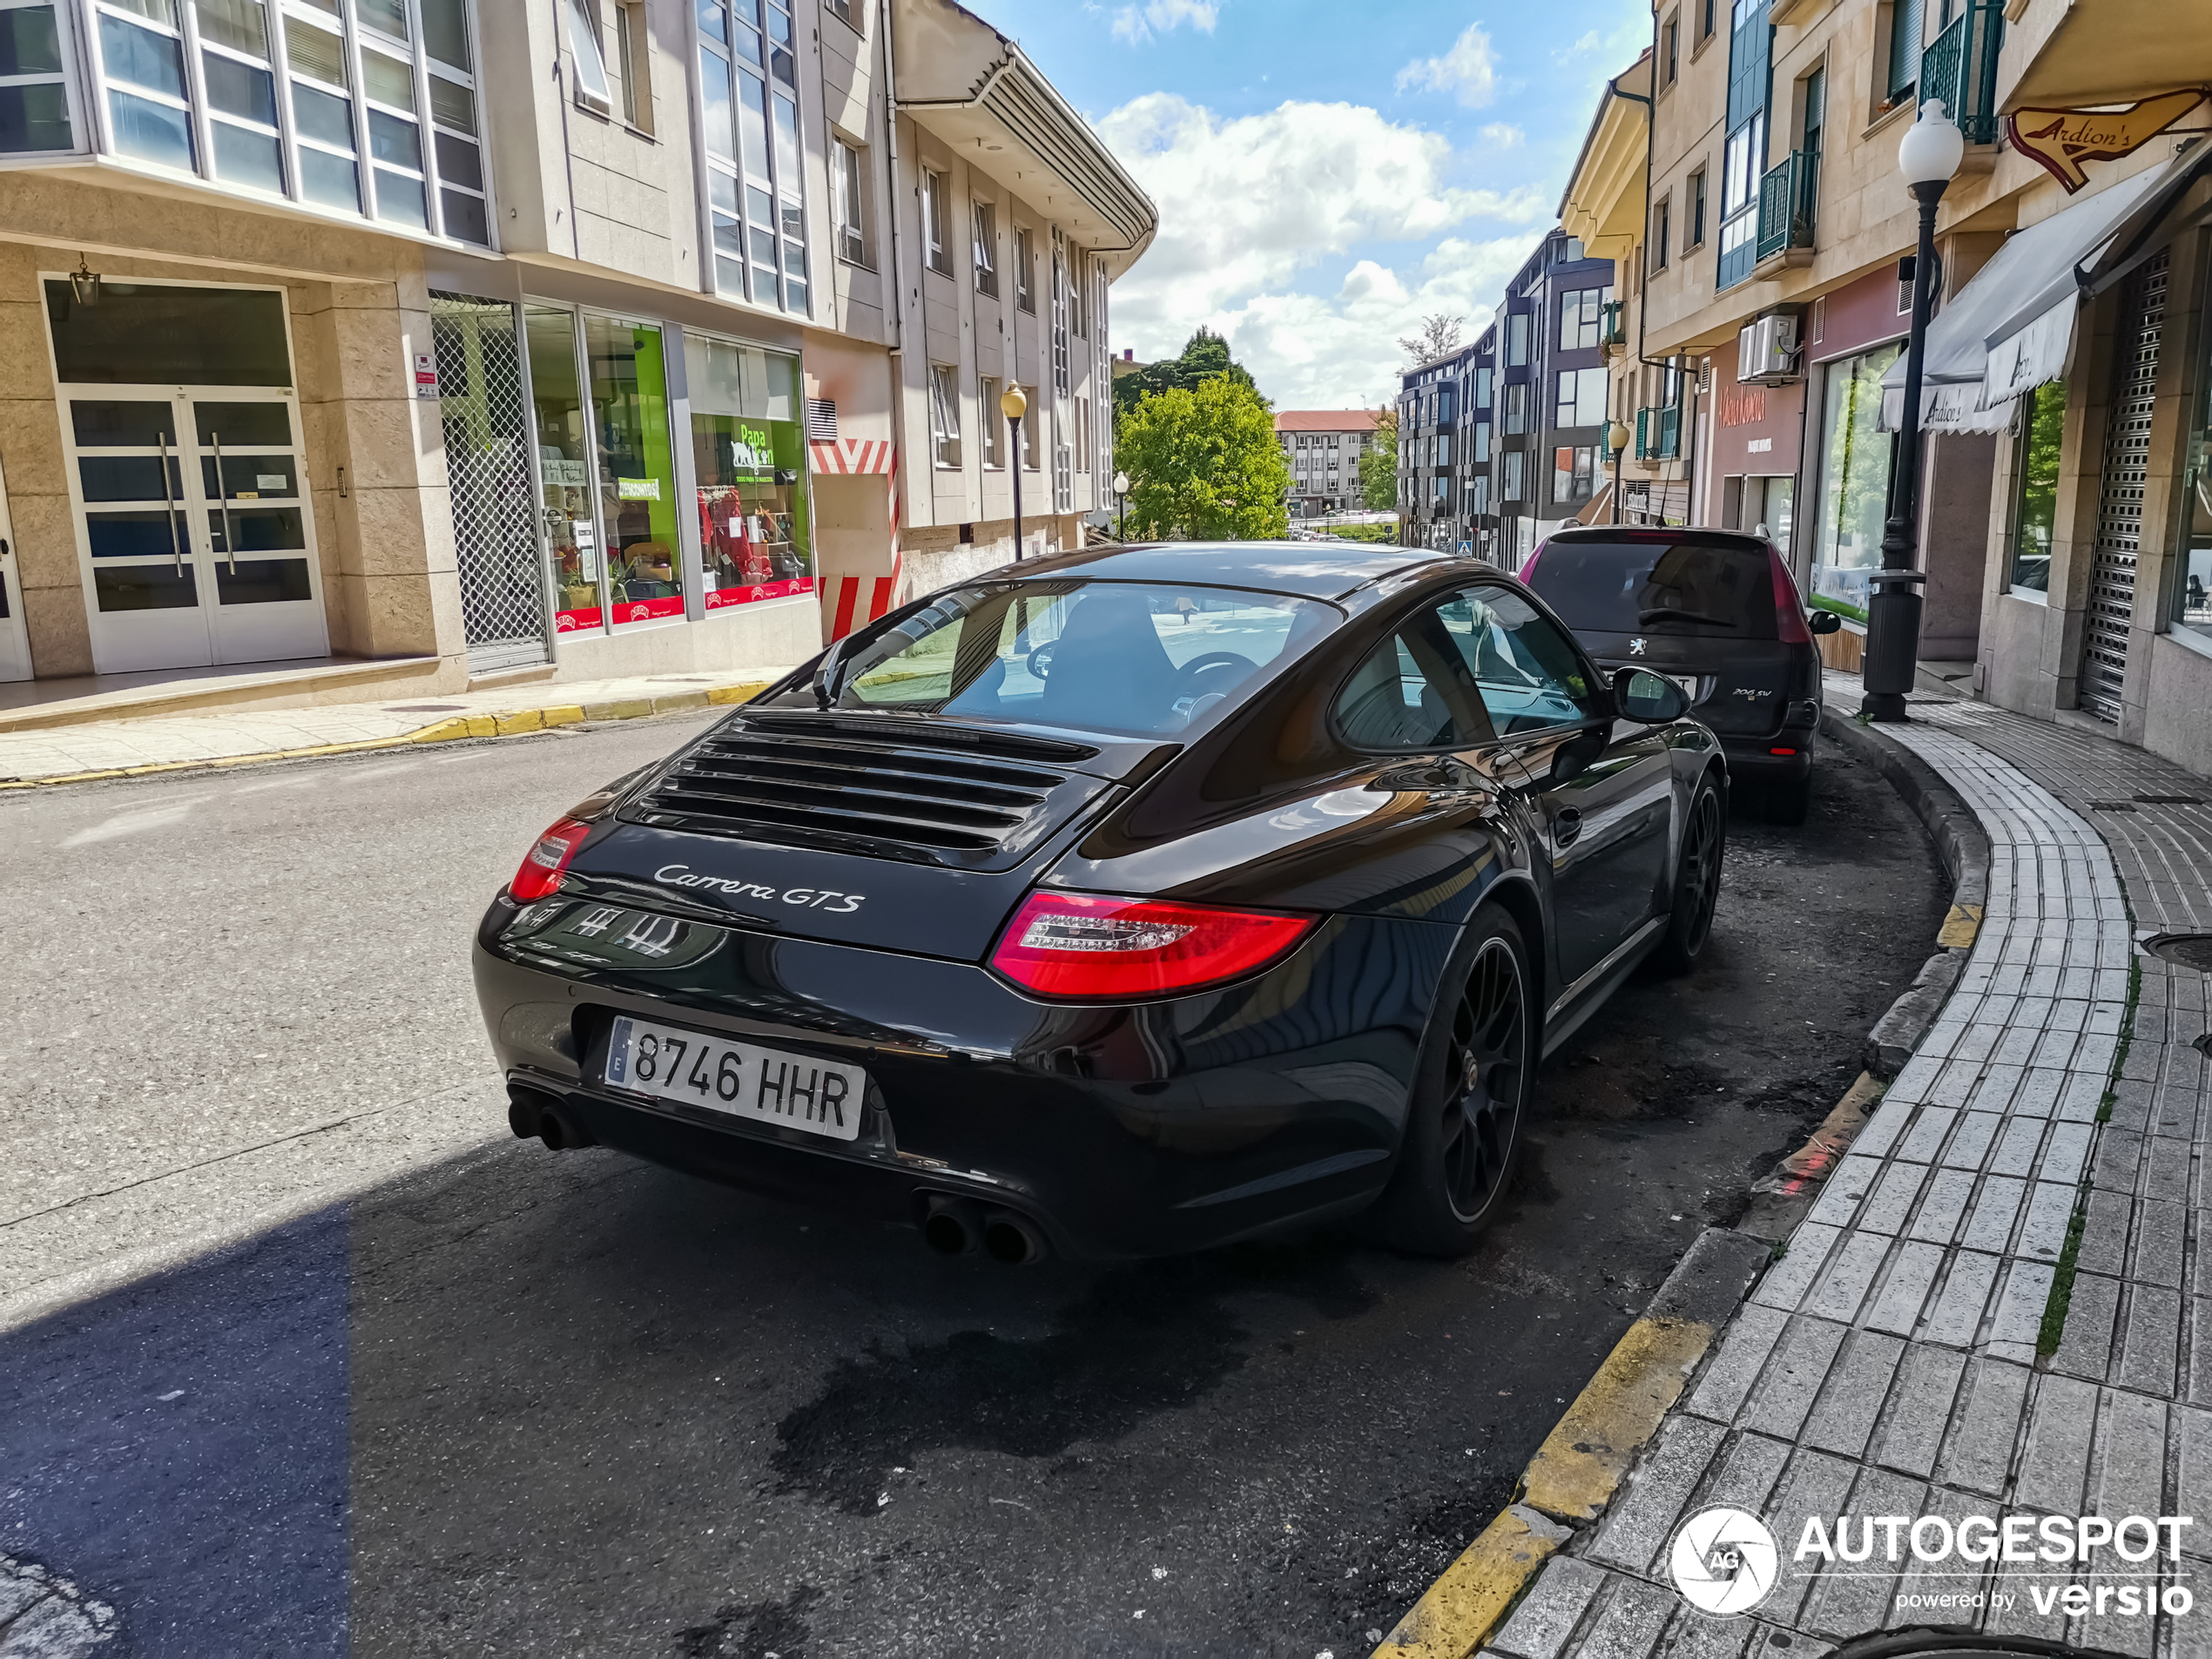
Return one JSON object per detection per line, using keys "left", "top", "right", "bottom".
{"left": 0, "top": 666, "right": 794, "bottom": 785}
{"left": 1480, "top": 684, "right": 2210, "bottom": 1659}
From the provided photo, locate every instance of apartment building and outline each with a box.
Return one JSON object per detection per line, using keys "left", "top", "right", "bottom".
{"left": 0, "top": 0, "right": 1152, "bottom": 709}
{"left": 1396, "top": 231, "right": 1615, "bottom": 563}
{"left": 1275, "top": 408, "right": 1379, "bottom": 518}
{"left": 1564, "top": 0, "right": 2212, "bottom": 775}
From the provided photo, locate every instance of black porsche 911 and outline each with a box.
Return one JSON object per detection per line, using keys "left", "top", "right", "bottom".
{"left": 473, "top": 544, "right": 1728, "bottom": 1262}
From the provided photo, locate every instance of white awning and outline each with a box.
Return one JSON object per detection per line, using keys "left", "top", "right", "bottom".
{"left": 1878, "top": 148, "right": 2200, "bottom": 434}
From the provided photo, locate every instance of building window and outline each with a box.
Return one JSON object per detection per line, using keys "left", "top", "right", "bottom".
{"left": 1885, "top": 0, "right": 1924, "bottom": 104}
{"left": 2009, "top": 381, "right": 2063, "bottom": 596}
{"left": 1502, "top": 449, "right": 1525, "bottom": 502}
{"left": 921, "top": 168, "right": 950, "bottom": 275}
{"left": 972, "top": 199, "right": 997, "bottom": 295}
{"left": 698, "top": 0, "right": 810, "bottom": 311}
{"left": 1473, "top": 421, "right": 1491, "bottom": 463}
{"left": 1689, "top": 167, "right": 1707, "bottom": 247}
{"left": 1662, "top": 12, "right": 1679, "bottom": 83}
{"left": 928, "top": 363, "right": 961, "bottom": 467}
{"left": 1556, "top": 367, "right": 1608, "bottom": 428}
{"left": 610, "top": 0, "right": 649, "bottom": 129}
{"left": 2179, "top": 269, "right": 2212, "bottom": 636}
{"left": 832, "top": 137, "right": 867, "bottom": 266}
{"left": 1701, "top": 0, "right": 1716, "bottom": 37}
{"left": 1559, "top": 287, "right": 1613, "bottom": 350}
{"left": 1718, "top": 0, "right": 1772, "bottom": 289}
{"left": 1015, "top": 227, "right": 1035, "bottom": 312}
{"left": 1554, "top": 445, "right": 1595, "bottom": 503}
{"left": 979, "top": 374, "right": 1002, "bottom": 468}
{"left": 0, "top": 0, "right": 73, "bottom": 151}
{"left": 1651, "top": 196, "right": 1671, "bottom": 271}
{"left": 1506, "top": 312, "right": 1528, "bottom": 367}
{"left": 1474, "top": 365, "right": 1493, "bottom": 409}
{"left": 1503, "top": 382, "right": 1527, "bottom": 435}
{"left": 564, "top": 0, "right": 611, "bottom": 110}
{"left": 824, "top": 0, "right": 853, "bottom": 24}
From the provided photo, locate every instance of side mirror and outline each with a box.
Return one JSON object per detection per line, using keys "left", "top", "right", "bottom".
{"left": 1613, "top": 666, "right": 1689, "bottom": 724}
{"left": 1808, "top": 608, "right": 1844, "bottom": 636}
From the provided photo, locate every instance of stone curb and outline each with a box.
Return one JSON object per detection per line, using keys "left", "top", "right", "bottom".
{"left": 1373, "top": 1231, "right": 1771, "bottom": 1657}
{"left": 0, "top": 680, "right": 771, "bottom": 792}
{"left": 0, "top": 1554, "right": 118, "bottom": 1654}
{"left": 1819, "top": 706, "right": 1994, "bottom": 1081}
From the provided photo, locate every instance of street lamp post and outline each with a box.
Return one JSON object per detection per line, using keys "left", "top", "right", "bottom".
{"left": 1863, "top": 99, "right": 1965, "bottom": 723}
{"left": 1608, "top": 419, "right": 1631, "bottom": 526}
{"left": 1112, "top": 469, "right": 1130, "bottom": 541}
{"left": 1001, "top": 383, "right": 1029, "bottom": 561}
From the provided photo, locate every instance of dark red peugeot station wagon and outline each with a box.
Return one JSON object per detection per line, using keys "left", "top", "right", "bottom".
{"left": 1520, "top": 526, "right": 1841, "bottom": 823}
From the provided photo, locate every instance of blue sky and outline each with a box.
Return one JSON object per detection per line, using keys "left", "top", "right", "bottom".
{"left": 973, "top": 0, "right": 1653, "bottom": 411}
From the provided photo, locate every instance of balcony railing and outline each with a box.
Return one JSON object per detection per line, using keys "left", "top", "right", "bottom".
{"left": 1635, "top": 406, "right": 1682, "bottom": 462}
{"left": 1755, "top": 150, "right": 1818, "bottom": 263}
{"left": 1919, "top": 0, "right": 2005, "bottom": 145}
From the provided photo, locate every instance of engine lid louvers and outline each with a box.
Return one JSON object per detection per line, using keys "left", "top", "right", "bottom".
{"left": 624, "top": 716, "right": 1111, "bottom": 868}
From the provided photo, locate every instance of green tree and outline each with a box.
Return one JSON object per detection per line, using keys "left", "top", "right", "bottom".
{"left": 1360, "top": 408, "right": 1399, "bottom": 511}
{"left": 1112, "top": 327, "right": 1260, "bottom": 421}
{"left": 1114, "top": 374, "right": 1291, "bottom": 542}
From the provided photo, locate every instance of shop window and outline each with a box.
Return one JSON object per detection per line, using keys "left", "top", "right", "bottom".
{"left": 2008, "top": 381, "right": 2062, "bottom": 597}
{"left": 582, "top": 314, "right": 681, "bottom": 626}
{"left": 686, "top": 332, "right": 812, "bottom": 612}
{"left": 2173, "top": 265, "right": 2212, "bottom": 637}
{"left": 1808, "top": 341, "right": 1903, "bottom": 617}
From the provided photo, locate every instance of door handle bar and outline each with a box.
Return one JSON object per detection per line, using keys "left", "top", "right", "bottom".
{"left": 159, "top": 430, "right": 182, "bottom": 576}
{"left": 212, "top": 431, "right": 236, "bottom": 575}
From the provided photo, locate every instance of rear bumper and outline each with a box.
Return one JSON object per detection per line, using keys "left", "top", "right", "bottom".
{"left": 471, "top": 903, "right": 1452, "bottom": 1258}
{"left": 1716, "top": 736, "right": 1813, "bottom": 784}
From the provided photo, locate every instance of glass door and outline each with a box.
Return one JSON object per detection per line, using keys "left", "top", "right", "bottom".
{"left": 583, "top": 314, "right": 683, "bottom": 628}
{"left": 0, "top": 454, "right": 32, "bottom": 681}
{"left": 57, "top": 386, "right": 326, "bottom": 671}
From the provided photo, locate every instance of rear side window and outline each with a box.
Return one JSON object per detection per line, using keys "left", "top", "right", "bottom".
{"left": 1336, "top": 586, "right": 1595, "bottom": 749}
{"left": 1529, "top": 538, "right": 1778, "bottom": 639}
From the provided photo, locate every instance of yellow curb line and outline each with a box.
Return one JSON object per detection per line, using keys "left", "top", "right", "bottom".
{"left": 1372, "top": 1314, "right": 1722, "bottom": 1657}
{"left": 0, "top": 678, "right": 772, "bottom": 791}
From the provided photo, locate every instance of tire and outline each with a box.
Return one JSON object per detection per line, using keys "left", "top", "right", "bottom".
{"left": 1764, "top": 774, "right": 1811, "bottom": 826}
{"left": 1652, "top": 770, "right": 1726, "bottom": 974}
{"left": 1373, "top": 907, "right": 1535, "bottom": 1257}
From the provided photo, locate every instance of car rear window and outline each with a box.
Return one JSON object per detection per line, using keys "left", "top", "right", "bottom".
{"left": 831, "top": 580, "right": 1335, "bottom": 737}
{"left": 1528, "top": 537, "right": 1778, "bottom": 639}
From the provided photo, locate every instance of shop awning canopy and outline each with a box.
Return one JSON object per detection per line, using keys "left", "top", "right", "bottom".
{"left": 1878, "top": 144, "right": 2212, "bottom": 434}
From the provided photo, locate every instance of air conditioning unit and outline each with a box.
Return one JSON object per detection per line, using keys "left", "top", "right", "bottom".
{"left": 1738, "top": 314, "right": 1800, "bottom": 386}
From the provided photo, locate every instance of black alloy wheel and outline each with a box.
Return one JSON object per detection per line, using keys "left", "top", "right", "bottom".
{"left": 1654, "top": 771, "right": 1725, "bottom": 974}
{"left": 1373, "top": 907, "right": 1532, "bottom": 1256}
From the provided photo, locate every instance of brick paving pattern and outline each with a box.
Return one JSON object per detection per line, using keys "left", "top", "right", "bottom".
{"left": 1501, "top": 685, "right": 2210, "bottom": 1659}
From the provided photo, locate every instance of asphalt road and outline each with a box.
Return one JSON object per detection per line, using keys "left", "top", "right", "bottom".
{"left": 0, "top": 715, "right": 1947, "bottom": 1658}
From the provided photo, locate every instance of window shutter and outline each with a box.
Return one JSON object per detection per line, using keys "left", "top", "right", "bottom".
{"left": 1888, "top": 0, "right": 1925, "bottom": 98}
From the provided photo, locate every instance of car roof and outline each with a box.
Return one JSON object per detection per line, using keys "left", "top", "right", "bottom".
{"left": 1001, "top": 541, "right": 1452, "bottom": 601}
{"left": 1541, "top": 524, "right": 1772, "bottom": 552}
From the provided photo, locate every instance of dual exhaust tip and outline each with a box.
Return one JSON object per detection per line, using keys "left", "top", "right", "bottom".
{"left": 922, "top": 1196, "right": 1049, "bottom": 1265}
{"left": 508, "top": 1086, "right": 594, "bottom": 1152}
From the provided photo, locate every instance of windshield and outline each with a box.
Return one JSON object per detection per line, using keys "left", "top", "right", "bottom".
{"left": 1528, "top": 538, "right": 1778, "bottom": 639}
{"left": 830, "top": 581, "right": 1334, "bottom": 737}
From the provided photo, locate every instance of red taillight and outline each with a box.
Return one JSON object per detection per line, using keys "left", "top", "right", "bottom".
{"left": 1769, "top": 546, "right": 1812, "bottom": 644}
{"left": 989, "top": 892, "right": 1318, "bottom": 1001}
{"left": 1770, "top": 746, "right": 1798, "bottom": 756}
{"left": 509, "top": 817, "right": 591, "bottom": 901}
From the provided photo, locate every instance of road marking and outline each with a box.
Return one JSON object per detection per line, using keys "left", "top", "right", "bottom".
{"left": 59, "top": 797, "right": 208, "bottom": 848}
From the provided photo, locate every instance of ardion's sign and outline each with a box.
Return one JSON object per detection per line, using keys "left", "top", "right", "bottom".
{"left": 2008, "top": 89, "right": 2208, "bottom": 192}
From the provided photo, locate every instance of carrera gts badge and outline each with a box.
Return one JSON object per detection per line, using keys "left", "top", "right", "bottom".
{"left": 653, "top": 864, "right": 865, "bottom": 912}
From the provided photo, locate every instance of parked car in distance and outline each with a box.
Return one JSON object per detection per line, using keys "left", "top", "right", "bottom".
{"left": 474, "top": 543, "right": 1728, "bottom": 1264}
{"left": 1519, "top": 527, "right": 1841, "bottom": 824}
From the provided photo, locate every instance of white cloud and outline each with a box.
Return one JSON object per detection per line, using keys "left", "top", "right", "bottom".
{"left": 1097, "top": 93, "right": 1547, "bottom": 327}
{"left": 1110, "top": 0, "right": 1217, "bottom": 44}
{"left": 1480, "top": 122, "right": 1525, "bottom": 149}
{"left": 1394, "top": 23, "right": 1500, "bottom": 108}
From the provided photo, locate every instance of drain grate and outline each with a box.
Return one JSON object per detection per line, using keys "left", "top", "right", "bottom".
{"left": 2134, "top": 792, "right": 2205, "bottom": 806}
{"left": 2142, "top": 932, "right": 2212, "bottom": 973}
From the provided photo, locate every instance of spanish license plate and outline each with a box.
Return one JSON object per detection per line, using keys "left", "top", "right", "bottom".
{"left": 604, "top": 1015, "right": 866, "bottom": 1142}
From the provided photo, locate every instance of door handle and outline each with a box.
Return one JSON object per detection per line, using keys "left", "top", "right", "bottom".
{"left": 1553, "top": 806, "right": 1582, "bottom": 847}
{"left": 212, "top": 431, "right": 236, "bottom": 575}
{"left": 159, "top": 431, "right": 181, "bottom": 575}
